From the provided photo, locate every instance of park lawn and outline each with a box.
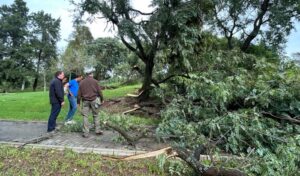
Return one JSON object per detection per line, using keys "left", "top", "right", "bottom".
{"left": 0, "top": 145, "right": 165, "bottom": 176}
{"left": 0, "top": 84, "right": 141, "bottom": 121}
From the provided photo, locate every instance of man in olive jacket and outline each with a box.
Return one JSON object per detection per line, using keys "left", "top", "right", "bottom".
{"left": 77, "top": 70, "right": 104, "bottom": 138}
{"left": 47, "top": 71, "right": 65, "bottom": 132}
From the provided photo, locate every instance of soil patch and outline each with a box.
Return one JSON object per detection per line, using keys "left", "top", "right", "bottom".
{"left": 102, "top": 96, "right": 163, "bottom": 118}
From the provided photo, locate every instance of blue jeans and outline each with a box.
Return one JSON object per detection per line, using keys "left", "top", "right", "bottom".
{"left": 47, "top": 103, "right": 61, "bottom": 132}
{"left": 65, "top": 95, "right": 77, "bottom": 121}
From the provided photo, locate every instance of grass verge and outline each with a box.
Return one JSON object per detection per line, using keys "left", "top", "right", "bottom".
{"left": 0, "top": 145, "right": 165, "bottom": 176}
{"left": 0, "top": 84, "right": 141, "bottom": 121}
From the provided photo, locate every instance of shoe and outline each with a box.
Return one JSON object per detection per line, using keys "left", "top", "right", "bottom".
{"left": 95, "top": 131, "right": 103, "bottom": 135}
{"left": 65, "top": 120, "right": 76, "bottom": 125}
{"left": 47, "top": 130, "right": 56, "bottom": 134}
{"left": 82, "top": 133, "right": 89, "bottom": 138}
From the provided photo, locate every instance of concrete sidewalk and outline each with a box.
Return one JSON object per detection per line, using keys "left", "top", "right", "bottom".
{"left": 0, "top": 120, "right": 167, "bottom": 156}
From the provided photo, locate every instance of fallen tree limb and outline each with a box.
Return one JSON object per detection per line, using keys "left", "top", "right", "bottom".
{"left": 261, "top": 111, "right": 300, "bottom": 125}
{"left": 103, "top": 121, "right": 148, "bottom": 146}
{"left": 174, "top": 147, "right": 246, "bottom": 176}
{"left": 18, "top": 132, "right": 55, "bottom": 148}
{"left": 122, "top": 104, "right": 141, "bottom": 115}
{"left": 102, "top": 146, "right": 247, "bottom": 175}
{"left": 121, "top": 147, "right": 173, "bottom": 160}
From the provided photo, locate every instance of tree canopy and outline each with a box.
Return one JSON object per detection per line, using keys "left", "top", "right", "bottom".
{"left": 0, "top": 0, "right": 60, "bottom": 91}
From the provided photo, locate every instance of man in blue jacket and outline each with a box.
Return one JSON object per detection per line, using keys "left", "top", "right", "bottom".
{"left": 64, "top": 74, "right": 83, "bottom": 124}
{"left": 47, "top": 71, "right": 65, "bottom": 132}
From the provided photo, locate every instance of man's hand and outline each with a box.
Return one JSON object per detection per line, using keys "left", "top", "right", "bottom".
{"left": 61, "top": 101, "right": 65, "bottom": 106}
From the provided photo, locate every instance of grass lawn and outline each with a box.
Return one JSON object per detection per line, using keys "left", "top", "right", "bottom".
{"left": 0, "top": 145, "right": 165, "bottom": 176}
{"left": 0, "top": 84, "right": 141, "bottom": 121}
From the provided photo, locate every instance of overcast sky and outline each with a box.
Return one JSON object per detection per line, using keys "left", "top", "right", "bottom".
{"left": 1, "top": 0, "right": 299, "bottom": 57}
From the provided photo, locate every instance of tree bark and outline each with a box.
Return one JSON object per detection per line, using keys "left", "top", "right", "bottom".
{"left": 240, "top": 0, "right": 270, "bottom": 52}
{"left": 43, "top": 70, "right": 46, "bottom": 92}
{"left": 21, "top": 79, "right": 25, "bottom": 91}
{"left": 138, "top": 58, "right": 155, "bottom": 101}
{"left": 33, "top": 50, "right": 42, "bottom": 91}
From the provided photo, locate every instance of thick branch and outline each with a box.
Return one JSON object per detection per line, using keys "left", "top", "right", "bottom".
{"left": 156, "top": 74, "right": 191, "bottom": 85}
{"left": 124, "top": 10, "right": 147, "bottom": 61}
{"left": 174, "top": 147, "right": 246, "bottom": 176}
{"left": 103, "top": 121, "right": 147, "bottom": 146}
{"left": 129, "top": 8, "right": 154, "bottom": 15}
{"left": 19, "top": 132, "right": 55, "bottom": 148}
{"left": 261, "top": 111, "right": 300, "bottom": 125}
{"left": 241, "top": 0, "right": 270, "bottom": 52}
{"left": 174, "top": 146, "right": 206, "bottom": 175}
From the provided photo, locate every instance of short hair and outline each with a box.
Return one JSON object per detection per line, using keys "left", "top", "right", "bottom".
{"left": 55, "top": 71, "right": 63, "bottom": 77}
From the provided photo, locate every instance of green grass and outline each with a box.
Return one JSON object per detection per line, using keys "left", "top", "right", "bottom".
{"left": 0, "top": 145, "right": 165, "bottom": 176}
{"left": 104, "top": 84, "right": 140, "bottom": 99}
{"left": 0, "top": 84, "right": 141, "bottom": 121}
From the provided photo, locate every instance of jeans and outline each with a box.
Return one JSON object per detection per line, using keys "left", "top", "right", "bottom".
{"left": 47, "top": 103, "right": 61, "bottom": 132}
{"left": 65, "top": 95, "right": 77, "bottom": 121}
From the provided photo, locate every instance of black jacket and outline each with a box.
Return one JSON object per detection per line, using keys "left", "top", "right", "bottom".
{"left": 49, "top": 77, "right": 64, "bottom": 104}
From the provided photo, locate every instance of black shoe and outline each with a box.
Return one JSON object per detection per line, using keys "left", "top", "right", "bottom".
{"left": 95, "top": 131, "right": 103, "bottom": 135}
{"left": 82, "top": 133, "right": 89, "bottom": 138}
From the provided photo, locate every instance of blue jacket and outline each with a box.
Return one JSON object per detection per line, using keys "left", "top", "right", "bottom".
{"left": 49, "top": 77, "right": 64, "bottom": 104}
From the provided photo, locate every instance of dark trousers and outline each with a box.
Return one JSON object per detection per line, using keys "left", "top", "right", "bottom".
{"left": 47, "top": 103, "right": 61, "bottom": 132}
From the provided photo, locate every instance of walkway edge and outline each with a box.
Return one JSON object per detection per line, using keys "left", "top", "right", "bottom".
{"left": 0, "top": 141, "right": 146, "bottom": 156}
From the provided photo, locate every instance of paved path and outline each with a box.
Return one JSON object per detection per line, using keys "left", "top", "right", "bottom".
{"left": 0, "top": 120, "right": 168, "bottom": 156}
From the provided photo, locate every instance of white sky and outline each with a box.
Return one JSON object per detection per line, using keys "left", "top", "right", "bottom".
{"left": 1, "top": 0, "right": 299, "bottom": 57}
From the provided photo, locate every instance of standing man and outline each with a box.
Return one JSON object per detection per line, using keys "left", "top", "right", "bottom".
{"left": 47, "top": 71, "right": 65, "bottom": 133}
{"left": 64, "top": 74, "right": 83, "bottom": 124}
{"left": 77, "top": 69, "right": 104, "bottom": 138}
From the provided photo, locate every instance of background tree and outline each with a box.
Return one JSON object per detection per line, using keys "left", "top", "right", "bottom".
{"left": 29, "top": 11, "right": 60, "bottom": 91}
{"left": 62, "top": 25, "right": 94, "bottom": 76}
{"left": 87, "top": 37, "right": 129, "bottom": 80}
{"left": 208, "top": 0, "right": 300, "bottom": 52}
{"left": 0, "top": 0, "right": 32, "bottom": 91}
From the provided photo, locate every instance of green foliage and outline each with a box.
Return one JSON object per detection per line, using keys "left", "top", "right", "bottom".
{"left": 0, "top": 0, "right": 61, "bottom": 91}
{"left": 61, "top": 25, "right": 94, "bottom": 75}
{"left": 208, "top": 0, "right": 300, "bottom": 51}
{"left": 0, "top": 0, "right": 32, "bottom": 91}
{"left": 157, "top": 154, "right": 194, "bottom": 176}
{"left": 156, "top": 50, "right": 300, "bottom": 175}
{"left": 86, "top": 37, "right": 131, "bottom": 80}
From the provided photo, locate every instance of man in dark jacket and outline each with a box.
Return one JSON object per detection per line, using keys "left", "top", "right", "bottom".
{"left": 77, "top": 69, "right": 104, "bottom": 137}
{"left": 47, "top": 71, "right": 65, "bottom": 132}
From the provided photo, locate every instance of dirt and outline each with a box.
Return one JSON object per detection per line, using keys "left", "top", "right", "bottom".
{"left": 102, "top": 96, "right": 163, "bottom": 118}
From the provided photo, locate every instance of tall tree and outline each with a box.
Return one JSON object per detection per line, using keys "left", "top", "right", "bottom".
{"left": 87, "top": 37, "right": 128, "bottom": 80}
{"left": 62, "top": 25, "right": 94, "bottom": 75}
{"left": 209, "top": 0, "right": 300, "bottom": 52}
{"left": 0, "top": 0, "right": 32, "bottom": 91}
{"left": 80, "top": 0, "right": 206, "bottom": 100}
{"left": 30, "top": 11, "right": 61, "bottom": 91}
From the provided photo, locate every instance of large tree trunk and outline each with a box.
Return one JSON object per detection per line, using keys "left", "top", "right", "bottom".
{"left": 33, "top": 77, "right": 38, "bottom": 91}
{"left": 33, "top": 50, "right": 42, "bottom": 91}
{"left": 138, "top": 58, "right": 154, "bottom": 101}
{"left": 43, "top": 70, "right": 46, "bottom": 92}
{"left": 21, "top": 79, "right": 25, "bottom": 91}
